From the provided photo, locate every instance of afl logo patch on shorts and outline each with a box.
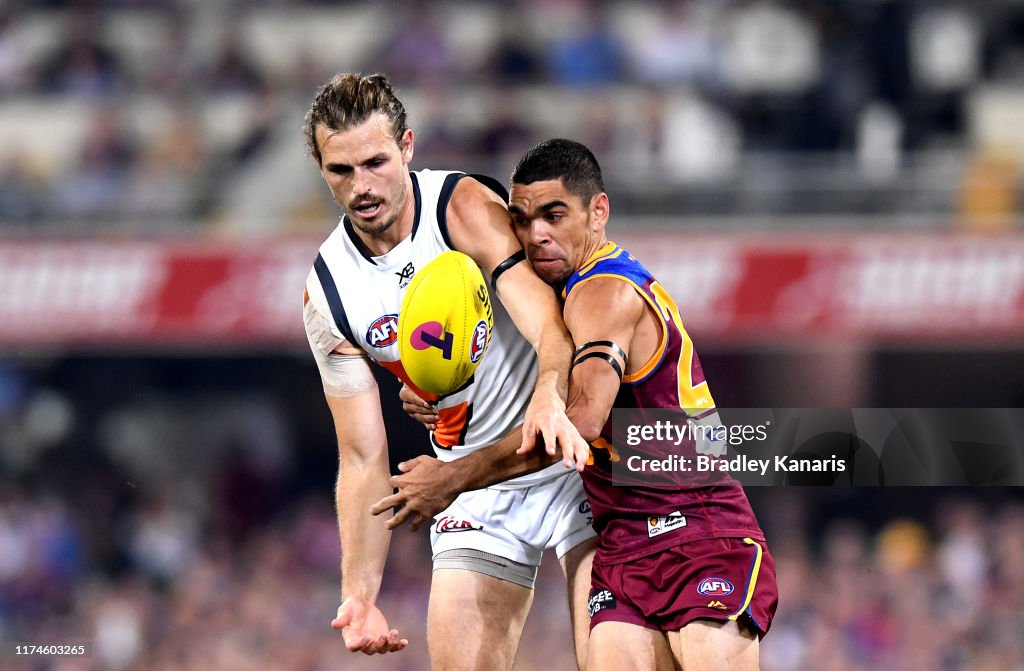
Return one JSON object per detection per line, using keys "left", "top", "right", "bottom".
{"left": 697, "top": 577, "right": 735, "bottom": 597}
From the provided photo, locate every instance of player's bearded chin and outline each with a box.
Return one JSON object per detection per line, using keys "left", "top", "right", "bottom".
{"left": 350, "top": 206, "right": 395, "bottom": 235}
{"left": 347, "top": 180, "right": 405, "bottom": 235}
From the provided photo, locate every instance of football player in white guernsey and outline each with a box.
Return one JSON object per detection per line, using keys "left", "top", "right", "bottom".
{"left": 301, "top": 73, "right": 595, "bottom": 670}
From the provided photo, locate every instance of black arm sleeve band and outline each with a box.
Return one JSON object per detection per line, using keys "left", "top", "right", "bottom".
{"left": 490, "top": 250, "right": 527, "bottom": 293}
{"left": 573, "top": 340, "right": 628, "bottom": 366}
{"left": 573, "top": 351, "right": 624, "bottom": 379}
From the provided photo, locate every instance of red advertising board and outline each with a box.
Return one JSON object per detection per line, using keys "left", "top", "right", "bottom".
{"left": 0, "top": 234, "right": 1021, "bottom": 349}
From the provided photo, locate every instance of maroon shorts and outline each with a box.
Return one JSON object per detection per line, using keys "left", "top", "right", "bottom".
{"left": 588, "top": 537, "right": 778, "bottom": 636}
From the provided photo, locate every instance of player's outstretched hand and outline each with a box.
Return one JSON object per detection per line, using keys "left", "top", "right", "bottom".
{"left": 518, "top": 388, "right": 590, "bottom": 471}
{"left": 399, "top": 384, "right": 438, "bottom": 431}
{"left": 332, "top": 597, "right": 408, "bottom": 655}
{"left": 369, "top": 456, "right": 457, "bottom": 531}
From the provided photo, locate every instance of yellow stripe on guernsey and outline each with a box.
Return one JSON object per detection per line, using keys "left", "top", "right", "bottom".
{"left": 577, "top": 242, "right": 623, "bottom": 278}
{"left": 648, "top": 281, "right": 714, "bottom": 410}
{"left": 563, "top": 242, "right": 715, "bottom": 411}
{"left": 569, "top": 273, "right": 668, "bottom": 384}
{"left": 728, "top": 538, "right": 764, "bottom": 621}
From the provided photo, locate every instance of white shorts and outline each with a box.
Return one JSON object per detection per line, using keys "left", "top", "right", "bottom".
{"left": 429, "top": 470, "right": 595, "bottom": 567}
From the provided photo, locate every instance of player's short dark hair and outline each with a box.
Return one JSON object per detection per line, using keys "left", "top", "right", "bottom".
{"left": 303, "top": 72, "right": 409, "bottom": 165}
{"left": 510, "top": 138, "right": 605, "bottom": 205}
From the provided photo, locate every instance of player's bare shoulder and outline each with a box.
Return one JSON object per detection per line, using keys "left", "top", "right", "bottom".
{"left": 564, "top": 275, "right": 645, "bottom": 328}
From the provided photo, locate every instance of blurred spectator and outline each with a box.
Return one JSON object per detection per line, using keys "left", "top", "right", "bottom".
{"left": 39, "top": 16, "right": 126, "bottom": 97}
{"left": 480, "top": 10, "right": 543, "bottom": 84}
{"left": 206, "top": 30, "right": 267, "bottom": 94}
{"left": 52, "top": 106, "right": 136, "bottom": 222}
{"left": 721, "top": 1, "right": 821, "bottom": 96}
{"left": 408, "top": 89, "right": 472, "bottom": 169}
{"left": 0, "top": 11, "right": 32, "bottom": 94}
{"left": 370, "top": 3, "right": 454, "bottom": 86}
{"left": 546, "top": 3, "right": 625, "bottom": 87}
{"left": 126, "top": 491, "right": 199, "bottom": 585}
{"left": 138, "top": 16, "right": 197, "bottom": 96}
{"left": 625, "top": 0, "right": 719, "bottom": 88}
{"left": 957, "top": 146, "right": 1021, "bottom": 231}
{"left": 0, "top": 152, "right": 44, "bottom": 223}
{"left": 122, "top": 109, "right": 205, "bottom": 222}
{"left": 0, "top": 0, "right": 1015, "bottom": 231}
{"left": 471, "top": 97, "right": 534, "bottom": 169}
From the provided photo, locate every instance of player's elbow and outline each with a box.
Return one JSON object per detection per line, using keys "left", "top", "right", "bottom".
{"left": 568, "top": 407, "right": 604, "bottom": 444}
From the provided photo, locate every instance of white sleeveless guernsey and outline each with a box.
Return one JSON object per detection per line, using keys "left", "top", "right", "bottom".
{"left": 305, "top": 169, "right": 564, "bottom": 488}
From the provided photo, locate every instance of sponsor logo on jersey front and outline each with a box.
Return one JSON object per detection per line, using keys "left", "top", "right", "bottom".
{"left": 588, "top": 589, "right": 617, "bottom": 617}
{"left": 647, "top": 511, "right": 687, "bottom": 538}
{"left": 366, "top": 314, "right": 399, "bottom": 348}
{"left": 706, "top": 600, "right": 729, "bottom": 610}
{"left": 434, "top": 516, "right": 482, "bottom": 533}
{"left": 697, "top": 577, "right": 735, "bottom": 597}
{"left": 469, "top": 320, "right": 488, "bottom": 363}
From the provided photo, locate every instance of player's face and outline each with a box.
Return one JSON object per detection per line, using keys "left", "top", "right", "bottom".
{"left": 315, "top": 113, "right": 415, "bottom": 236}
{"left": 509, "top": 179, "right": 607, "bottom": 286}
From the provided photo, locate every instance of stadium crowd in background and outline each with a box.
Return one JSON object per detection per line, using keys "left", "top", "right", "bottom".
{"left": 0, "top": 0, "right": 1022, "bottom": 230}
{"left": 1, "top": 1, "right": 1023, "bottom": 669}
{"left": 1, "top": 462, "right": 1023, "bottom": 669}
{"left": 0, "top": 362, "right": 1021, "bottom": 669}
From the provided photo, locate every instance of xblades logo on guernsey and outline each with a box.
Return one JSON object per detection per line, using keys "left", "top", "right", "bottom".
{"left": 396, "top": 262, "right": 415, "bottom": 288}
{"left": 366, "top": 314, "right": 399, "bottom": 348}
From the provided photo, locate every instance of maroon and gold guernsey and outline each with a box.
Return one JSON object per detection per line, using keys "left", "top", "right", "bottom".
{"left": 562, "top": 242, "right": 765, "bottom": 564}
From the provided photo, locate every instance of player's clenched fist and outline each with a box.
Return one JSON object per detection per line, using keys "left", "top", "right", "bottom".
{"left": 331, "top": 597, "right": 408, "bottom": 655}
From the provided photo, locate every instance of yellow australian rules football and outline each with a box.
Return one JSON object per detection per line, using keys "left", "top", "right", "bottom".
{"left": 398, "top": 251, "right": 494, "bottom": 395}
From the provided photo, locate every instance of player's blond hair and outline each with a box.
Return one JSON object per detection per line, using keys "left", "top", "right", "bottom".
{"left": 303, "top": 73, "right": 409, "bottom": 165}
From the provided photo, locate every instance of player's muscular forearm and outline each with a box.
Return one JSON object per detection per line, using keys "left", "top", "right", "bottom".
{"left": 337, "top": 455, "right": 393, "bottom": 601}
{"left": 370, "top": 426, "right": 562, "bottom": 531}
{"left": 561, "top": 278, "right": 646, "bottom": 439}
{"left": 444, "top": 178, "right": 573, "bottom": 401}
{"left": 445, "top": 176, "right": 587, "bottom": 466}
{"left": 448, "top": 427, "right": 561, "bottom": 491}
{"left": 327, "top": 392, "right": 393, "bottom": 603}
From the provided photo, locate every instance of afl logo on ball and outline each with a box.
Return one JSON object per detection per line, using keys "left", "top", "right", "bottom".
{"left": 697, "top": 577, "right": 735, "bottom": 597}
{"left": 469, "top": 320, "right": 489, "bottom": 363}
{"left": 367, "top": 314, "right": 399, "bottom": 348}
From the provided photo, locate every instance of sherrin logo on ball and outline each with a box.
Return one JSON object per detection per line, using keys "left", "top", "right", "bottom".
{"left": 398, "top": 251, "right": 494, "bottom": 395}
